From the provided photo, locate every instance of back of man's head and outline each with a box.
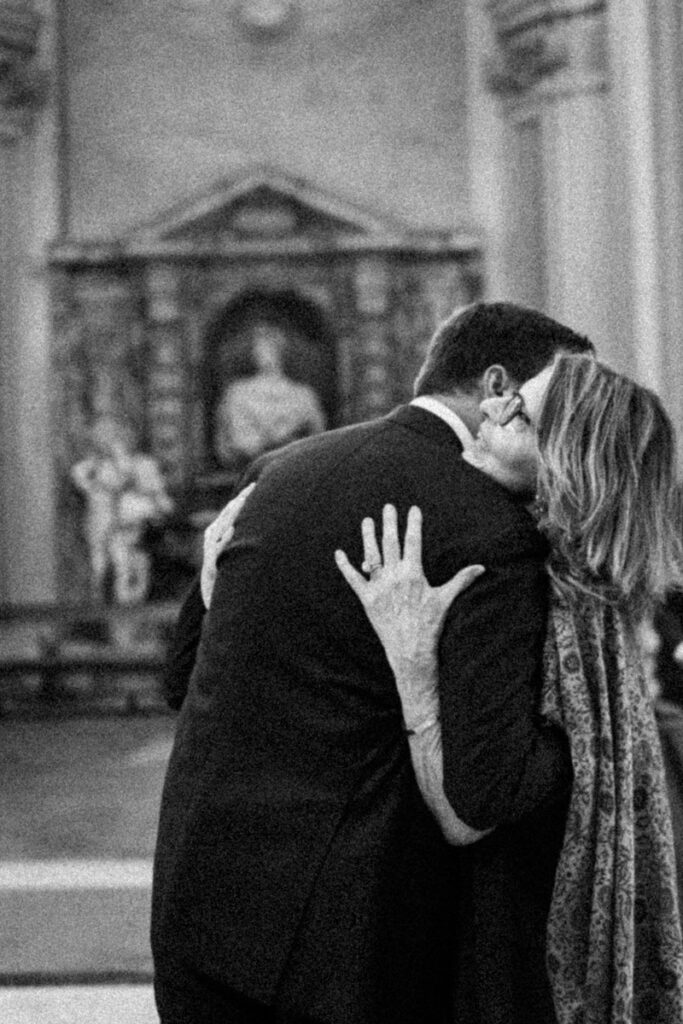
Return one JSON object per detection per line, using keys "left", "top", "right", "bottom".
{"left": 413, "top": 302, "right": 594, "bottom": 397}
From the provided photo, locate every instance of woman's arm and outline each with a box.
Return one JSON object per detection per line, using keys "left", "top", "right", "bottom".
{"left": 201, "top": 482, "right": 256, "bottom": 607}
{"left": 335, "top": 504, "right": 491, "bottom": 845}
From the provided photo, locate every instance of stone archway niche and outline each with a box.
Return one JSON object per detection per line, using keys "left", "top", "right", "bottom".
{"left": 202, "top": 287, "right": 338, "bottom": 476}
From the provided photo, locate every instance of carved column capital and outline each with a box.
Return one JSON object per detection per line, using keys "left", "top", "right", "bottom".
{"left": 146, "top": 263, "right": 181, "bottom": 324}
{"left": 486, "top": 1, "right": 607, "bottom": 101}
{"left": 0, "top": 1, "right": 45, "bottom": 139}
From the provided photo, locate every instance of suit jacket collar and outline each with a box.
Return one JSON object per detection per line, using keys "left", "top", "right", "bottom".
{"left": 385, "top": 403, "right": 466, "bottom": 454}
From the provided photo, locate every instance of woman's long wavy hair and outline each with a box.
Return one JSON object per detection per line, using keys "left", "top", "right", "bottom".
{"left": 535, "top": 353, "right": 683, "bottom": 622}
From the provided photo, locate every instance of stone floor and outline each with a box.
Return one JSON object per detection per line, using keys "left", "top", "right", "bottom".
{"left": 0, "top": 713, "right": 177, "bottom": 1023}
{"left": 0, "top": 984, "right": 159, "bottom": 1024}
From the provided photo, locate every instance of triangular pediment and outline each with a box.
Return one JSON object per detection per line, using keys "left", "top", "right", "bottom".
{"left": 49, "top": 166, "right": 480, "bottom": 265}
{"left": 127, "top": 165, "right": 419, "bottom": 248}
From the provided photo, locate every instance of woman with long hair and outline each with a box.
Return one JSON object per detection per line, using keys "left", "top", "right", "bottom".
{"left": 335, "top": 353, "right": 683, "bottom": 1024}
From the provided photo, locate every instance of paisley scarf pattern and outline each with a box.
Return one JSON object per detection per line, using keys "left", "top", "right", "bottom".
{"left": 541, "top": 598, "right": 683, "bottom": 1024}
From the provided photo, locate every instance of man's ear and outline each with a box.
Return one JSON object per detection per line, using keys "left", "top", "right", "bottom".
{"left": 482, "top": 364, "right": 513, "bottom": 398}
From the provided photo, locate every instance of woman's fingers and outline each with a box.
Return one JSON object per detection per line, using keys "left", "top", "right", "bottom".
{"left": 223, "top": 481, "right": 256, "bottom": 528}
{"left": 402, "top": 506, "right": 423, "bottom": 569}
{"left": 361, "top": 516, "right": 382, "bottom": 573}
{"left": 205, "top": 482, "right": 256, "bottom": 550}
{"left": 359, "top": 506, "right": 425, "bottom": 573}
{"left": 201, "top": 481, "right": 256, "bottom": 609}
{"left": 381, "top": 504, "right": 401, "bottom": 567}
{"left": 334, "top": 549, "right": 368, "bottom": 601}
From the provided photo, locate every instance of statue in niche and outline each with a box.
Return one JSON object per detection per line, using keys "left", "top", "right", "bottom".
{"left": 70, "top": 417, "right": 174, "bottom": 606}
{"left": 214, "top": 321, "right": 327, "bottom": 464}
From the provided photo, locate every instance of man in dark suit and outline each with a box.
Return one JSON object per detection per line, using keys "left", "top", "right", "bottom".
{"left": 152, "top": 302, "right": 593, "bottom": 1024}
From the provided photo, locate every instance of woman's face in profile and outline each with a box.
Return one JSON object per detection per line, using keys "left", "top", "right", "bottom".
{"left": 464, "top": 364, "right": 554, "bottom": 497}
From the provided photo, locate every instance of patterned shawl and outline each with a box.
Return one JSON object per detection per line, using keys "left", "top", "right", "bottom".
{"left": 541, "top": 597, "right": 683, "bottom": 1024}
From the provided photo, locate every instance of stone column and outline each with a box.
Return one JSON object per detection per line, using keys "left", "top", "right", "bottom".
{"left": 606, "top": 0, "right": 678, "bottom": 394}
{"left": 353, "top": 258, "right": 393, "bottom": 421}
{"left": 145, "top": 263, "right": 188, "bottom": 487}
{"left": 604, "top": 0, "right": 683, "bottom": 463}
{"left": 0, "top": 1, "right": 54, "bottom": 605}
{"left": 648, "top": 0, "right": 683, "bottom": 454}
{"left": 485, "top": 2, "right": 620, "bottom": 359}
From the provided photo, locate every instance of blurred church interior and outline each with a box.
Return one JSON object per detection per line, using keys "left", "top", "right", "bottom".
{"left": 1, "top": 3, "right": 683, "bottom": 1019}
{"left": 1, "top": 0, "right": 682, "bottom": 612}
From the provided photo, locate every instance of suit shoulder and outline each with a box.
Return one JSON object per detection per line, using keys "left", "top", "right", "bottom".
{"left": 426, "top": 461, "right": 546, "bottom": 559}
{"left": 257, "top": 416, "right": 391, "bottom": 474}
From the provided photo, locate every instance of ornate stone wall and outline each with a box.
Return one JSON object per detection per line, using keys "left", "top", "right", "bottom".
{"left": 486, "top": 0, "right": 607, "bottom": 101}
{"left": 50, "top": 169, "right": 480, "bottom": 602}
{"left": 0, "top": 0, "right": 44, "bottom": 138}
{"left": 53, "top": 255, "right": 476, "bottom": 483}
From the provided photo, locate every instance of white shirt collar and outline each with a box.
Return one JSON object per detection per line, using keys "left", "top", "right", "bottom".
{"left": 410, "top": 396, "right": 475, "bottom": 452}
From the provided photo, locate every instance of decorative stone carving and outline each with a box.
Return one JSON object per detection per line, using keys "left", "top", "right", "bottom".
{"left": 146, "top": 263, "right": 180, "bottom": 325}
{"left": 0, "top": 1, "right": 40, "bottom": 53}
{"left": 66, "top": 272, "right": 147, "bottom": 450}
{"left": 70, "top": 417, "right": 174, "bottom": 605}
{"left": 487, "top": 29, "right": 568, "bottom": 95}
{"left": 488, "top": 0, "right": 552, "bottom": 35}
{"left": 355, "top": 259, "right": 389, "bottom": 317}
{"left": 0, "top": 1, "right": 45, "bottom": 138}
{"left": 354, "top": 321, "right": 394, "bottom": 422}
{"left": 486, "top": 0, "right": 607, "bottom": 99}
{"left": 488, "top": 0, "right": 600, "bottom": 35}
{"left": 147, "top": 328, "right": 187, "bottom": 477}
{"left": 234, "top": 0, "right": 296, "bottom": 37}
{"left": 51, "top": 166, "right": 481, "bottom": 600}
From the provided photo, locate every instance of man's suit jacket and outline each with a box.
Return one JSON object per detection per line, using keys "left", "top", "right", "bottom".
{"left": 152, "top": 404, "right": 571, "bottom": 1024}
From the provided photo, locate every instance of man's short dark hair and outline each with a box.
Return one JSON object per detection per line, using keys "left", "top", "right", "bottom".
{"left": 413, "top": 302, "right": 594, "bottom": 397}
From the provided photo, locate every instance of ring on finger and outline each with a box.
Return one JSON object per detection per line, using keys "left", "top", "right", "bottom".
{"left": 363, "top": 561, "right": 383, "bottom": 579}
